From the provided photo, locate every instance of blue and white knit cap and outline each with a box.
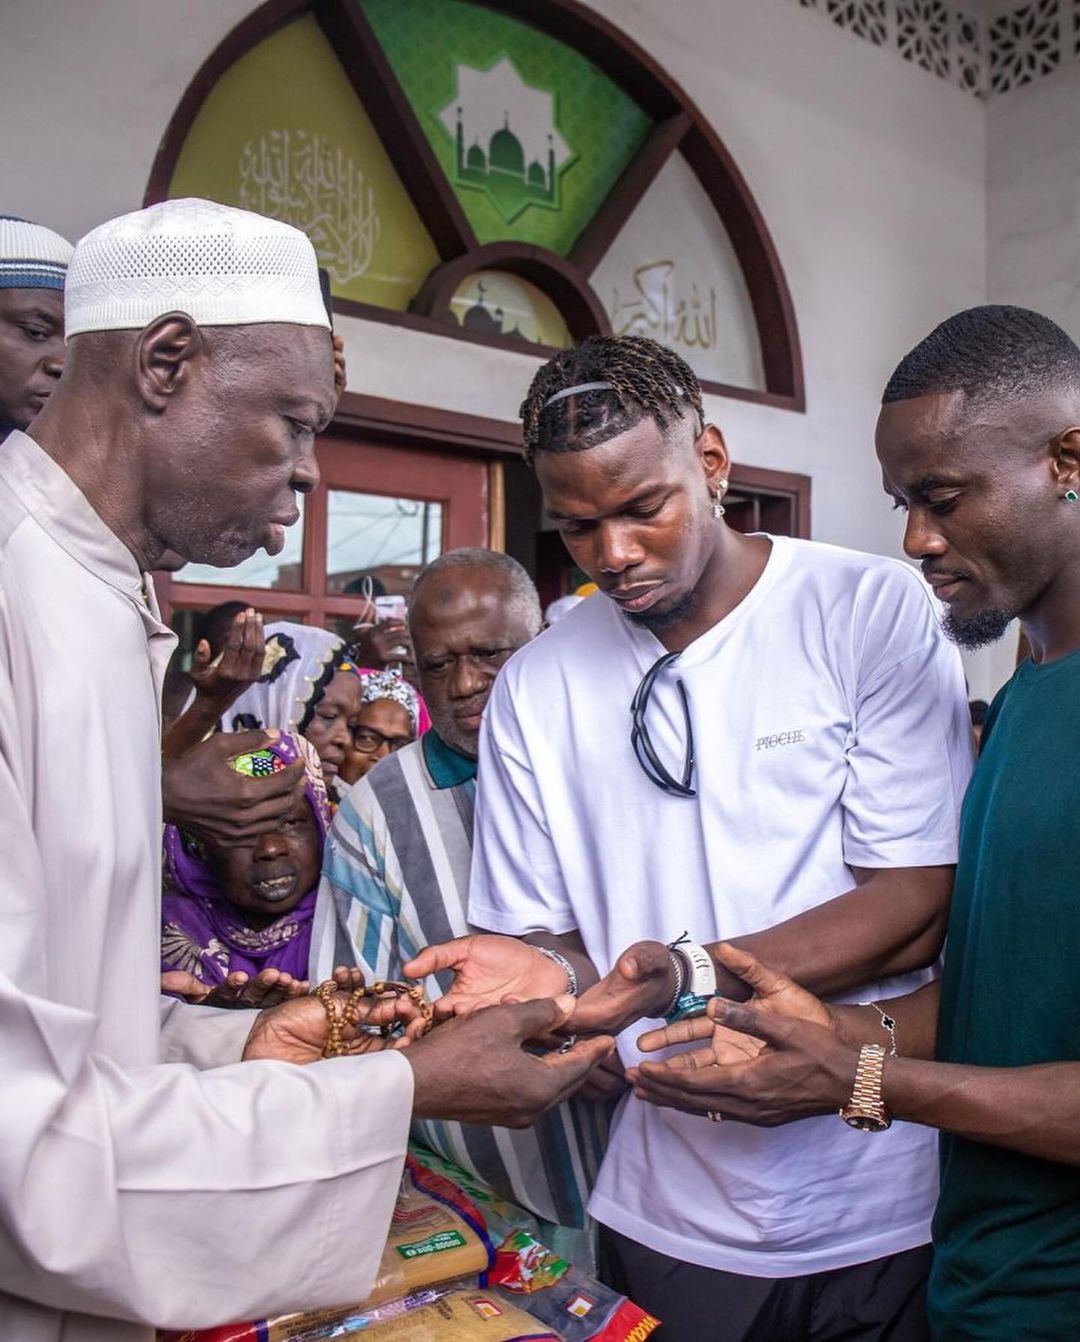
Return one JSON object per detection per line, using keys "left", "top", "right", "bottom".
{"left": 64, "top": 197, "right": 330, "bottom": 338}
{"left": 0, "top": 215, "right": 73, "bottom": 291}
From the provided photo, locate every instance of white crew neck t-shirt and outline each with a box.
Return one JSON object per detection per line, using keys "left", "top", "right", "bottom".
{"left": 469, "top": 536, "right": 974, "bottom": 1278}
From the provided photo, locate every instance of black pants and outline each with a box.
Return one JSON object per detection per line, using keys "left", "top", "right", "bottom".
{"left": 598, "top": 1225, "right": 931, "bottom": 1342}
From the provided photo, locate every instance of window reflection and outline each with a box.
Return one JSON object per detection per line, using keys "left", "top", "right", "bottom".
{"left": 326, "top": 490, "right": 442, "bottom": 597}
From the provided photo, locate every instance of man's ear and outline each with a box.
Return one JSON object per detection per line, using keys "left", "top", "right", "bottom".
{"left": 1050, "top": 427, "right": 1080, "bottom": 494}
{"left": 134, "top": 312, "right": 203, "bottom": 412}
{"left": 697, "top": 422, "right": 730, "bottom": 488}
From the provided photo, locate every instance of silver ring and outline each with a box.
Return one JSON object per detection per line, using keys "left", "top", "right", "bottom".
{"left": 706, "top": 1110, "right": 724, "bottom": 1122}
{"left": 557, "top": 1034, "right": 577, "bottom": 1055}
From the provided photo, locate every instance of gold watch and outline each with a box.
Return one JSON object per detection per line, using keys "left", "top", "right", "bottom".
{"left": 839, "top": 1043, "right": 892, "bottom": 1132}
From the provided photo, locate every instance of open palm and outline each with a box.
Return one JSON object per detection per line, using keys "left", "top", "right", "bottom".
{"left": 404, "top": 934, "right": 567, "bottom": 1018}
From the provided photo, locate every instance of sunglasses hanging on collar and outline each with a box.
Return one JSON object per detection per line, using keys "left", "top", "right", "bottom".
{"left": 630, "top": 651, "right": 696, "bottom": 797}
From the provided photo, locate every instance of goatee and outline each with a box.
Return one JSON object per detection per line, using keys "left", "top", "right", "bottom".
{"left": 941, "top": 606, "right": 1013, "bottom": 650}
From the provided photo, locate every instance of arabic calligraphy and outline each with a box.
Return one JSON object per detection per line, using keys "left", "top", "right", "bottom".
{"left": 608, "top": 259, "right": 718, "bottom": 351}
{"left": 238, "top": 130, "right": 381, "bottom": 285}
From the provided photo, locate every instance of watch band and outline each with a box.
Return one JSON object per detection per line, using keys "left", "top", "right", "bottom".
{"left": 665, "top": 940, "right": 718, "bottom": 1023}
{"left": 839, "top": 1043, "right": 892, "bottom": 1132}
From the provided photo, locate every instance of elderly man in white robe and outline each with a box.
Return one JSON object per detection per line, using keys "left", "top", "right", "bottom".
{"left": 0, "top": 198, "right": 612, "bottom": 1342}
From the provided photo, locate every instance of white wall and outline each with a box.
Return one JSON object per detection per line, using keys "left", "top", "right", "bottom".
{"left": 2, "top": 0, "right": 996, "bottom": 676}
{"left": 975, "top": 57, "right": 1080, "bottom": 696}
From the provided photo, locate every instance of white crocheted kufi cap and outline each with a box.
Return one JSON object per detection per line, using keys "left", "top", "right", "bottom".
{"left": 64, "top": 197, "right": 330, "bottom": 339}
{"left": 0, "top": 215, "right": 73, "bottom": 291}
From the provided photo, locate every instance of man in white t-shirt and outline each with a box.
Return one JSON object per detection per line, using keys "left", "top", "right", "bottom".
{"left": 408, "top": 335, "right": 974, "bottom": 1340}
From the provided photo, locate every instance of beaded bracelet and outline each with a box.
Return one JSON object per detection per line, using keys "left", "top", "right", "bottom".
{"left": 315, "top": 978, "right": 434, "bottom": 1057}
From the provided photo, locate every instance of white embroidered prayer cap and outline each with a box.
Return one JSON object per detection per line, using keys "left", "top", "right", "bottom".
{"left": 0, "top": 215, "right": 73, "bottom": 291}
{"left": 64, "top": 197, "right": 330, "bottom": 339}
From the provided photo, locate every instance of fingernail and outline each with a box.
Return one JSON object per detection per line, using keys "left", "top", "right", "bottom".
{"left": 554, "top": 993, "right": 575, "bottom": 1013}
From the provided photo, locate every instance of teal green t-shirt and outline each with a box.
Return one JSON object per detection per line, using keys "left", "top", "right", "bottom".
{"left": 930, "top": 650, "right": 1080, "bottom": 1340}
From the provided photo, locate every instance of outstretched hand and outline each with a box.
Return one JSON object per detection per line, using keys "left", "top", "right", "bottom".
{"left": 629, "top": 943, "right": 855, "bottom": 1126}
{"left": 403, "top": 934, "right": 569, "bottom": 1020}
{"left": 242, "top": 985, "right": 418, "bottom": 1064}
{"left": 635, "top": 943, "right": 833, "bottom": 1065}
{"left": 569, "top": 940, "right": 676, "bottom": 1036}
{"left": 188, "top": 608, "right": 265, "bottom": 709}
{"left": 406, "top": 994, "right": 616, "bottom": 1127}
{"left": 162, "top": 966, "right": 309, "bottom": 1009}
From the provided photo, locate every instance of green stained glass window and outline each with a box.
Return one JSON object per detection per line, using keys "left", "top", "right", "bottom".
{"left": 360, "top": 0, "right": 652, "bottom": 256}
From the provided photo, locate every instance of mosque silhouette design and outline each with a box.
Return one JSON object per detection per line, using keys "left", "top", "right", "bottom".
{"left": 455, "top": 106, "right": 558, "bottom": 218}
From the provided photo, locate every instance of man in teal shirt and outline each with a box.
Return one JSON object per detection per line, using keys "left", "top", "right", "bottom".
{"left": 627, "top": 305, "right": 1080, "bottom": 1340}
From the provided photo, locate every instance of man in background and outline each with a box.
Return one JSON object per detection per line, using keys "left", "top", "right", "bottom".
{"left": 0, "top": 213, "right": 71, "bottom": 439}
{"left": 313, "top": 549, "right": 611, "bottom": 1248}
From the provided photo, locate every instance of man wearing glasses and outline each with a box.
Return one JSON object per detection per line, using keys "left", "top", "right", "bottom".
{"left": 409, "top": 336, "right": 973, "bottom": 1340}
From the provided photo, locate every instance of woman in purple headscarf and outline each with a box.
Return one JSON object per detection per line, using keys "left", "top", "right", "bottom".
{"left": 160, "top": 733, "right": 334, "bottom": 1006}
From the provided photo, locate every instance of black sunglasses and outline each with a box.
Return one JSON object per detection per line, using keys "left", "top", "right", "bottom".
{"left": 630, "top": 651, "right": 696, "bottom": 797}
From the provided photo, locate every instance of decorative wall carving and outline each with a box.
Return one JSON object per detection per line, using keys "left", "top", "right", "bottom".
{"left": 790, "top": 0, "right": 1079, "bottom": 96}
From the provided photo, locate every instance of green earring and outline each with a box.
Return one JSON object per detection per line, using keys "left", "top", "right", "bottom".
{"left": 1066, "top": 490, "right": 1079, "bottom": 503}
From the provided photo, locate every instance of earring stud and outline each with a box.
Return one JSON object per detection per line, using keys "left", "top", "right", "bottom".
{"left": 1066, "top": 490, "right": 1079, "bottom": 503}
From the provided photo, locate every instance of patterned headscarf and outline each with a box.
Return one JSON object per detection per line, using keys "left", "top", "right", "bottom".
{"left": 221, "top": 621, "right": 344, "bottom": 735}
{"left": 357, "top": 668, "right": 420, "bottom": 731}
{"left": 161, "top": 734, "right": 331, "bottom": 987}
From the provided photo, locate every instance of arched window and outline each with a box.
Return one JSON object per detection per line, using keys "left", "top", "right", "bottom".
{"left": 148, "top": 0, "right": 804, "bottom": 409}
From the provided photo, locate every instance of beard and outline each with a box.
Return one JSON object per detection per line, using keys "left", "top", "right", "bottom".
{"left": 941, "top": 605, "right": 1014, "bottom": 650}
{"left": 624, "top": 586, "right": 700, "bottom": 632}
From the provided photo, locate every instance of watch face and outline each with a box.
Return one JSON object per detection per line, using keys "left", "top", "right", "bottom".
{"left": 843, "top": 1112, "right": 890, "bottom": 1133}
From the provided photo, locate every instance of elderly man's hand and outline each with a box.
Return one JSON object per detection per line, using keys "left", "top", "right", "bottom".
{"left": 162, "top": 729, "right": 306, "bottom": 845}
{"left": 332, "top": 332, "right": 347, "bottom": 401}
{"left": 405, "top": 997, "right": 615, "bottom": 1127}
{"left": 404, "top": 934, "right": 570, "bottom": 1020}
{"left": 242, "top": 988, "right": 420, "bottom": 1064}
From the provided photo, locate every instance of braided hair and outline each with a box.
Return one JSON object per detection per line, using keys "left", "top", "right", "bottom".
{"left": 519, "top": 334, "right": 704, "bottom": 464}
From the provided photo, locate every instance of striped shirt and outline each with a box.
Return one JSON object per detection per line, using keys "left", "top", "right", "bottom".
{"left": 310, "top": 731, "right": 609, "bottom": 1232}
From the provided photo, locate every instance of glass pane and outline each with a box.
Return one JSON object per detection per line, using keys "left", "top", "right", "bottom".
{"left": 447, "top": 270, "right": 571, "bottom": 349}
{"left": 326, "top": 490, "right": 443, "bottom": 598}
{"left": 171, "top": 495, "right": 305, "bottom": 590}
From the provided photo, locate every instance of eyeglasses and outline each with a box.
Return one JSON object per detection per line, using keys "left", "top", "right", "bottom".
{"left": 351, "top": 726, "right": 413, "bottom": 755}
{"left": 630, "top": 651, "right": 696, "bottom": 797}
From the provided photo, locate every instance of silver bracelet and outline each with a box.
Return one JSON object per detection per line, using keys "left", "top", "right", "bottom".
{"left": 534, "top": 944, "right": 579, "bottom": 997}
{"left": 663, "top": 948, "right": 687, "bottom": 1017}
{"left": 862, "top": 1001, "right": 898, "bottom": 1055}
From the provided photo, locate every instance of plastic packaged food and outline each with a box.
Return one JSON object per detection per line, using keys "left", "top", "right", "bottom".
{"left": 495, "top": 1264, "right": 659, "bottom": 1342}
{"left": 229, "top": 747, "right": 287, "bottom": 777}
{"left": 490, "top": 1230, "right": 569, "bottom": 1294}
{"left": 159, "top": 1158, "right": 657, "bottom": 1342}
